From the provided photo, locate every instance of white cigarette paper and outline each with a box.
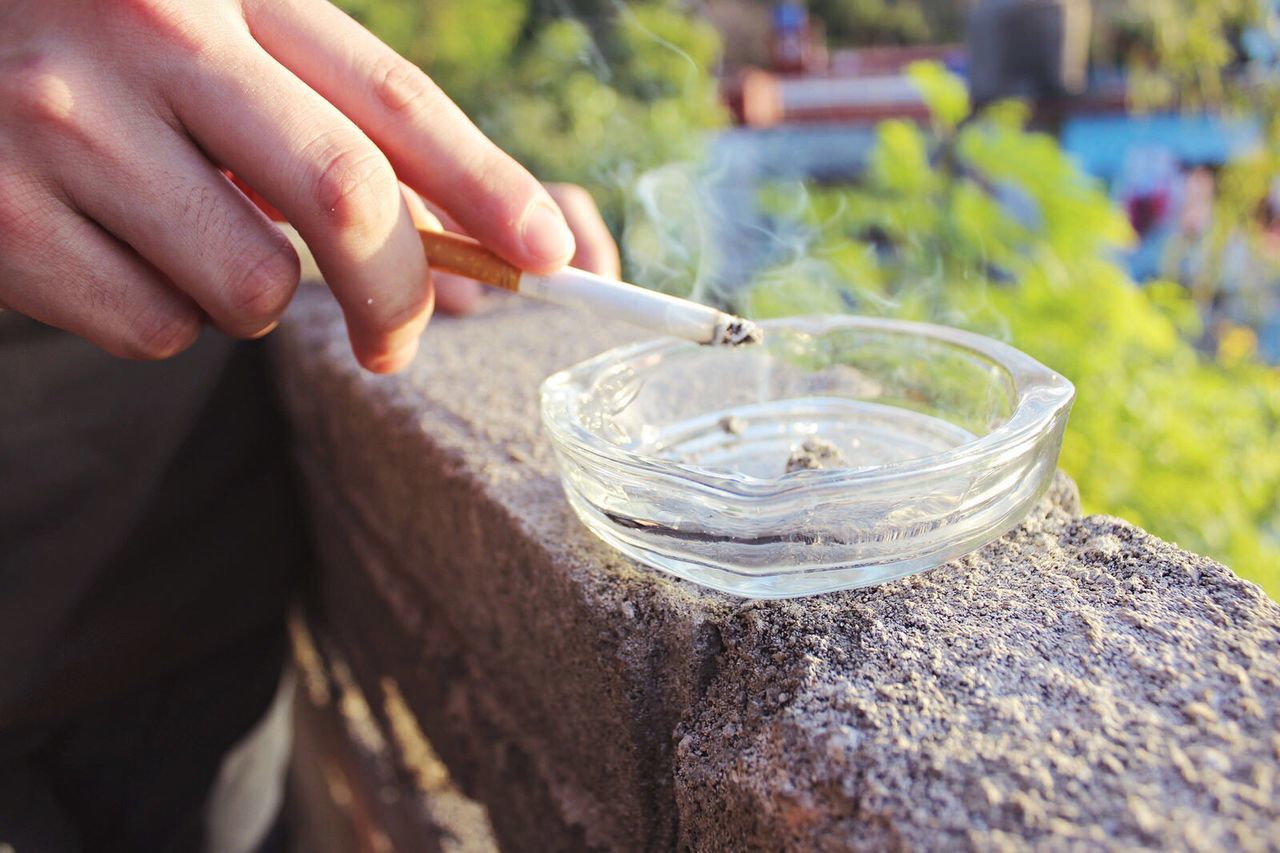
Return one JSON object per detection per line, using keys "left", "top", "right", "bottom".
{"left": 517, "top": 267, "right": 760, "bottom": 346}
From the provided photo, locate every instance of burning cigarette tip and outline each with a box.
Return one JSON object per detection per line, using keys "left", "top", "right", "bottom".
{"left": 716, "top": 317, "right": 765, "bottom": 348}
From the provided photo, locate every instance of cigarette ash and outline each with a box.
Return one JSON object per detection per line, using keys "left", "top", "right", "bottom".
{"left": 714, "top": 317, "right": 764, "bottom": 348}
{"left": 785, "top": 437, "right": 848, "bottom": 473}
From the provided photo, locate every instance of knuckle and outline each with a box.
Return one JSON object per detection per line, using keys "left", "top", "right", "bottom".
{"left": 221, "top": 239, "right": 299, "bottom": 328}
{"left": 309, "top": 140, "right": 396, "bottom": 228}
{"left": 127, "top": 305, "right": 202, "bottom": 360}
{"left": 7, "top": 59, "right": 78, "bottom": 131}
{"left": 371, "top": 53, "right": 438, "bottom": 114}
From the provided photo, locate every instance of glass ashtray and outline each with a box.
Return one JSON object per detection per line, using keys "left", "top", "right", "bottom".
{"left": 540, "top": 316, "right": 1074, "bottom": 598}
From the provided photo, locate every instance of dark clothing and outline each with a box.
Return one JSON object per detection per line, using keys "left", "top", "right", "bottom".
{"left": 0, "top": 622, "right": 286, "bottom": 853}
{"left": 0, "top": 314, "right": 307, "bottom": 849}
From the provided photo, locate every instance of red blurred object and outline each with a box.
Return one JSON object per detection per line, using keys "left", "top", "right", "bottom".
{"left": 726, "top": 42, "right": 963, "bottom": 128}
{"left": 828, "top": 45, "right": 963, "bottom": 77}
{"left": 769, "top": 2, "right": 813, "bottom": 75}
{"left": 1126, "top": 192, "right": 1169, "bottom": 237}
{"left": 726, "top": 68, "right": 931, "bottom": 128}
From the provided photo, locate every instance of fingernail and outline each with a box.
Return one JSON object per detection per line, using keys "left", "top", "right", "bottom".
{"left": 367, "top": 336, "right": 419, "bottom": 374}
{"left": 520, "top": 201, "right": 574, "bottom": 265}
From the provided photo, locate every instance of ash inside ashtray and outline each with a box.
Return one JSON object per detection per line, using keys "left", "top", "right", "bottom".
{"left": 785, "top": 437, "right": 849, "bottom": 473}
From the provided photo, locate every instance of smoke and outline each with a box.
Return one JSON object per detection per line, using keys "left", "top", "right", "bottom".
{"left": 613, "top": 130, "right": 1020, "bottom": 343}
{"left": 513, "top": 1, "right": 1015, "bottom": 341}
{"left": 543, "top": 0, "right": 614, "bottom": 79}
{"left": 621, "top": 162, "right": 718, "bottom": 300}
{"left": 608, "top": 0, "right": 717, "bottom": 84}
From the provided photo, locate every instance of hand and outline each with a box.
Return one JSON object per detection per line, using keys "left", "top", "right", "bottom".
{"left": 407, "top": 183, "right": 621, "bottom": 316}
{"left": 0, "top": 0, "right": 580, "bottom": 373}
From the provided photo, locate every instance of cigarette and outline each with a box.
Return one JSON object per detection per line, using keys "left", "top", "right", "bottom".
{"left": 419, "top": 229, "right": 762, "bottom": 347}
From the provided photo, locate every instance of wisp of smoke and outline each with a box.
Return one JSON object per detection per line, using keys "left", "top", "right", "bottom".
{"left": 537, "top": 0, "right": 1012, "bottom": 341}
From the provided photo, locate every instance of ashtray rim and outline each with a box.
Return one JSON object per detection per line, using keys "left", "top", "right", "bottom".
{"left": 540, "top": 314, "right": 1075, "bottom": 499}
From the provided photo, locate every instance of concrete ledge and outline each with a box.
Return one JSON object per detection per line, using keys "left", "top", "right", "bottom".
{"left": 272, "top": 285, "right": 1280, "bottom": 851}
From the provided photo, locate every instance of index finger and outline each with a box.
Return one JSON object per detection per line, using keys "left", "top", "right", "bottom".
{"left": 177, "top": 46, "right": 432, "bottom": 373}
{"left": 244, "top": 0, "right": 577, "bottom": 275}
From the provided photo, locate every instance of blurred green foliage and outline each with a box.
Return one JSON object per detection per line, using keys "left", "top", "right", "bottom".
{"left": 745, "top": 63, "right": 1280, "bottom": 596}
{"left": 1104, "top": 0, "right": 1280, "bottom": 319}
{"left": 1100, "top": 0, "right": 1258, "bottom": 110}
{"left": 336, "top": 3, "right": 1277, "bottom": 595}
{"left": 334, "top": 0, "right": 725, "bottom": 233}
{"left": 807, "top": 0, "right": 929, "bottom": 45}
{"left": 803, "top": 0, "right": 965, "bottom": 46}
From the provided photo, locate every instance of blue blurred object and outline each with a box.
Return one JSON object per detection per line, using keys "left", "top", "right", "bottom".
{"left": 1063, "top": 113, "right": 1262, "bottom": 282}
{"left": 1062, "top": 113, "right": 1261, "bottom": 184}
{"left": 706, "top": 125, "right": 878, "bottom": 289}
{"left": 1111, "top": 145, "right": 1181, "bottom": 281}
{"left": 772, "top": 2, "right": 806, "bottom": 32}
{"left": 1261, "top": 318, "right": 1280, "bottom": 363}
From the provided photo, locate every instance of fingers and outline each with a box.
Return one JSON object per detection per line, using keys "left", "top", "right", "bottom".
{"left": 400, "top": 183, "right": 443, "bottom": 233}
{"left": 403, "top": 182, "right": 621, "bottom": 315}
{"left": 545, "top": 184, "right": 621, "bottom": 278}
{"left": 433, "top": 274, "right": 485, "bottom": 317}
{"left": 243, "top": 0, "right": 576, "bottom": 274}
{"left": 404, "top": 190, "right": 484, "bottom": 316}
{"left": 171, "top": 41, "right": 431, "bottom": 373}
{"left": 61, "top": 122, "right": 300, "bottom": 340}
{"left": 0, "top": 181, "right": 202, "bottom": 360}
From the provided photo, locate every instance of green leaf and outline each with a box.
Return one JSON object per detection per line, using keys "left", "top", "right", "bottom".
{"left": 906, "top": 60, "right": 971, "bottom": 132}
{"left": 869, "top": 120, "right": 935, "bottom": 195}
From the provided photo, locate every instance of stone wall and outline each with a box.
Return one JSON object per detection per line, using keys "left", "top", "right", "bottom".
{"left": 272, "top": 285, "right": 1280, "bottom": 851}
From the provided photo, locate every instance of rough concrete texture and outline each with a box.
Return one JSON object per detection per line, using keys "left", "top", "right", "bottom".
{"left": 272, "top": 284, "right": 1280, "bottom": 852}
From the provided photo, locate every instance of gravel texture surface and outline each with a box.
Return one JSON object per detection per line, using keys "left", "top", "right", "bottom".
{"left": 274, "top": 287, "right": 1280, "bottom": 852}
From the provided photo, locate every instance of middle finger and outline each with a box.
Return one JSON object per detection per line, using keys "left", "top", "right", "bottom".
{"left": 171, "top": 38, "right": 431, "bottom": 372}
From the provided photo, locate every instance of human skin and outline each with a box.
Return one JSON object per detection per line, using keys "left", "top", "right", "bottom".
{"left": 401, "top": 181, "right": 620, "bottom": 316}
{"left": 0, "top": 0, "right": 618, "bottom": 373}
